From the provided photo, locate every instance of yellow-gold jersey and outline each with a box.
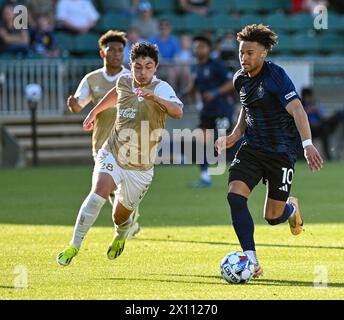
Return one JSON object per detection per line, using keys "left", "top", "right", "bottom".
{"left": 105, "top": 74, "right": 183, "bottom": 170}
{"left": 74, "top": 67, "right": 130, "bottom": 156}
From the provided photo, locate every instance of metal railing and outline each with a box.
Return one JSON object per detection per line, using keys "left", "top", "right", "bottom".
{"left": 1, "top": 57, "right": 344, "bottom": 117}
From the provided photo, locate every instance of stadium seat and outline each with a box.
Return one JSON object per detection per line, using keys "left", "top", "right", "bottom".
{"left": 288, "top": 14, "right": 314, "bottom": 33}
{"left": 259, "top": 0, "right": 292, "bottom": 13}
{"left": 95, "top": 13, "right": 131, "bottom": 33}
{"left": 211, "top": 14, "right": 241, "bottom": 32}
{"left": 234, "top": 0, "right": 260, "bottom": 13}
{"left": 182, "top": 14, "right": 213, "bottom": 33}
{"left": 271, "top": 33, "right": 294, "bottom": 54}
{"left": 73, "top": 33, "right": 101, "bottom": 54}
{"left": 150, "top": 0, "right": 178, "bottom": 13}
{"left": 210, "top": 0, "right": 236, "bottom": 13}
{"left": 319, "top": 34, "right": 344, "bottom": 53}
{"left": 291, "top": 34, "right": 320, "bottom": 53}
{"left": 239, "top": 14, "right": 263, "bottom": 29}
{"left": 327, "top": 12, "right": 344, "bottom": 32}
{"left": 55, "top": 32, "right": 76, "bottom": 53}
{"left": 266, "top": 13, "right": 292, "bottom": 33}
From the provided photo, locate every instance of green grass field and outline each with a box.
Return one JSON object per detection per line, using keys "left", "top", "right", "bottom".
{"left": 0, "top": 162, "right": 343, "bottom": 300}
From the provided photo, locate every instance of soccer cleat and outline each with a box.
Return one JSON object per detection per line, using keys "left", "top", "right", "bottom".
{"left": 107, "top": 238, "right": 126, "bottom": 260}
{"left": 253, "top": 263, "right": 264, "bottom": 278}
{"left": 287, "top": 196, "right": 304, "bottom": 235}
{"left": 191, "top": 179, "right": 212, "bottom": 188}
{"left": 57, "top": 245, "right": 79, "bottom": 266}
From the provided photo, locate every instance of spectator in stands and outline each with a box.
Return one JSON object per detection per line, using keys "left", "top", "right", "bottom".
{"left": 178, "top": 0, "right": 212, "bottom": 16}
{"left": 291, "top": 0, "right": 327, "bottom": 14}
{"left": 301, "top": 87, "right": 344, "bottom": 160}
{"left": 30, "top": 15, "right": 59, "bottom": 58}
{"left": 0, "top": 2, "right": 30, "bottom": 56}
{"left": 173, "top": 32, "right": 194, "bottom": 96}
{"left": 211, "top": 32, "right": 237, "bottom": 68}
{"left": 25, "top": 0, "right": 56, "bottom": 29}
{"left": 130, "top": 1, "right": 158, "bottom": 40}
{"left": 99, "top": 0, "right": 140, "bottom": 17}
{"left": 123, "top": 26, "right": 144, "bottom": 65}
{"left": 149, "top": 19, "right": 180, "bottom": 88}
{"left": 56, "top": 0, "right": 99, "bottom": 34}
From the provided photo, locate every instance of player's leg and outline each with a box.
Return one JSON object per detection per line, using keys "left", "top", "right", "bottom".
{"left": 57, "top": 172, "right": 115, "bottom": 266}
{"left": 107, "top": 168, "right": 153, "bottom": 260}
{"left": 193, "top": 118, "right": 212, "bottom": 187}
{"left": 263, "top": 156, "right": 303, "bottom": 235}
{"left": 227, "top": 144, "right": 263, "bottom": 277}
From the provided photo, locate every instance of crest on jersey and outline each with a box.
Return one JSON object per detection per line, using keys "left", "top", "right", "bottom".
{"left": 257, "top": 82, "right": 264, "bottom": 98}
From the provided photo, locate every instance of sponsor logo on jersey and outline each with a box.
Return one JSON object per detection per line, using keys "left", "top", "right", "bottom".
{"left": 118, "top": 107, "right": 136, "bottom": 119}
{"left": 285, "top": 91, "right": 296, "bottom": 100}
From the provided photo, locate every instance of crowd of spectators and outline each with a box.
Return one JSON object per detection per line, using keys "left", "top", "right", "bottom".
{"left": 2, "top": 0, "right": 344, "bottom": 59}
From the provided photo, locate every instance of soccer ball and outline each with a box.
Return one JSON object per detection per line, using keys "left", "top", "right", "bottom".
{"left": 220, "top": 251, "right": 255, "bottom": 284}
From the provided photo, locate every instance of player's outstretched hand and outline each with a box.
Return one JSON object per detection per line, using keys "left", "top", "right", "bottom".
{"left": 215, "top": 134, "right": 237, "bottom": 154}
{"left": 304, "top": 144, "right": 323, "bottom": 172}
{"left": 83, "top": 112, "right": 95, "bottom": 131}
{"left": 136, "top": 88, "right": 156, "bottom": 101}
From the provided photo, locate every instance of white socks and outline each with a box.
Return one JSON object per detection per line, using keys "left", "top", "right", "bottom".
{"left": 114, "top": 215, "right": 133, "bottom": 240}
{"left": 201, "top": 170, "right": 211, "bottom": 182}
{"left": 70, "top": 192, "right": 106, "bottom": 249}
{"left": 244, "top": 250, "right": 258, "bottom": 265}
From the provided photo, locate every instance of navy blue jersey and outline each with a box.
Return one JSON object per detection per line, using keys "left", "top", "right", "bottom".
{"left": 233, "top": 61, "right": 300, "bottom": 158}
{"left": 192, "top": 58, "right": 232, "bottom": 118}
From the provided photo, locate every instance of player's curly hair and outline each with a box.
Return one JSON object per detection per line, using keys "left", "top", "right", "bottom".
{"left": 237, "top": 24, "right": 278, "bottom": 51}
{"left": 130, "top": 42, "right": 159, "bottom": 65}
{"left": 98, "top": 30, "right": 127, "bottom": 49}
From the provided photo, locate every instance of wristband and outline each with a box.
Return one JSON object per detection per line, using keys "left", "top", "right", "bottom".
{"left": 302, "top": 139, "right": 313, "bottom": 148}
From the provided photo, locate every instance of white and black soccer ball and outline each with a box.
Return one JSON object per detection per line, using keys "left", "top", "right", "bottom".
{"left": 220, "top": 251, "right": 255, "bottom": 284}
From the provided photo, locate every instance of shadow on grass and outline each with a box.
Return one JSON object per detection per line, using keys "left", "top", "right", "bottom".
{"left": 99, "top": 274, "right": 344, "bottom": 288}
{"left": 134, "top": 237, "right": 344, "bottom": 251}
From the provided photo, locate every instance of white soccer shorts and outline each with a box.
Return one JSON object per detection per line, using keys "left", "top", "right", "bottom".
{"left": 93, "top": 148, "right": 153, "bottom": 211}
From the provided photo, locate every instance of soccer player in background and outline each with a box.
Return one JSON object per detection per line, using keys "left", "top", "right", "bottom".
{"left": 189, "top": 34, "right": 234, "bottom": 187}
{"left": 66, "top": 31, "right": 140, "bottom": 242}
{"left": 215, "top": 24, "right": 323, "bottom": 277}
{"left": 57, "top": 43, "right": 183, "bottom": 266}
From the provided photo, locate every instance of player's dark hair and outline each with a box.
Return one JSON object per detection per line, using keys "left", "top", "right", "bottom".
{"left": 130, "top": 42, "right": 159, "bottom": 65}
{"left": 193, "top": 34, "right": 212, "bottom": 48}
{"left": 98, "top": 30, "right": 127, "bottom": 49}
{"left": 237, "top": 24, "right": 277, "bottom": 51}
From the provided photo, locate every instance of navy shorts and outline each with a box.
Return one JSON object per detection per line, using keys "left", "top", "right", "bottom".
{"left": 228, "top": 142, "right": 296, "bottom": 201}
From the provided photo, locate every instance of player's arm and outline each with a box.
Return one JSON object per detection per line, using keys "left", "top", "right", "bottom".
{"left": 136, "top": 88, "right": 183, "bottom": 119}
{"left": 286, "top": 98, "right": 323, "bottom": 172}
{"left": 68, "top": 77, "right": 92, "bottom": 113}
{"left": 83, "top": 87, "right": 118, "bottom": 131}
{"left": 215, "top": 107, "right": 246, "bottom": 153}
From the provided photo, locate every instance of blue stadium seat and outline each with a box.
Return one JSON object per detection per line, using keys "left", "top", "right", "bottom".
{"left": 239, "top": 14, "right": 262, "bottom": 29}
{"left": 55, "top": 32, "right": 75, "bottom": 52}
{"left": 95, "top": 13, "right": 131, "bottom": 33}
{"left": 182, "top": 14, "right": 213, "bottom": 33}
{"left": 327, "top": 12, "right": 344, "bottom": 32}
{"left": 319, "top": 33, "right": 344, "bottom": 53}
{"left": 211, "top": 14, "right": 241, "bottom": 32}
{"left": 234, "top": 0, "right": 260, "bottom": 13}
{"left": 288, "top": 14, "right": 314, "bottom": 33}
{"left": 291, "top": 34, "right": 320, "bottom": 53}
{"left": 150, "top": 0, "right": 178, "bottom": 12}
{"left": 259, "top": 0, "right": 292, "bottom": 13}
{"left": 211, "top": 0, "right": 236, "bottom": 13}
{"left": 266, "top": 13, "right": 292, "bottom": 33}
{"left": 73, "top": 33, "right": 101, "bottom": 54}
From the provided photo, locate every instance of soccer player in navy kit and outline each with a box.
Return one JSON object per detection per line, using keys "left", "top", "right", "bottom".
{"left": 215, "top": 24, "right": 323, "bottom": 278}
{"left": 191, "top": 35, "right": 234, "bottom": 187}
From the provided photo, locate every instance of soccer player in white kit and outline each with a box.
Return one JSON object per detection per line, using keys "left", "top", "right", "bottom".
{"left": 57, "top": 42, "right": 183, "bottom": 265}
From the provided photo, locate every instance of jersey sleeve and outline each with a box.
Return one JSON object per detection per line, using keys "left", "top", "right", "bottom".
{"left": 216, "top": 60, "right": 233, "bottom": 83}
{"left": 232, "top": 69, "right": 242, "bottom": 93}
{"left": 154, "top": 81, "right": 184, "bottom": 109}
{"left": 269, "top": 65, "right": 300, "bottom": 108}
{"left": 74, "top": 76, "right": 92, "bottom": 108}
